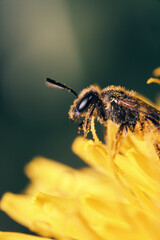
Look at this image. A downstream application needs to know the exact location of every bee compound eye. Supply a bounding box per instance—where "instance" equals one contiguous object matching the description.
[77,93,94,113]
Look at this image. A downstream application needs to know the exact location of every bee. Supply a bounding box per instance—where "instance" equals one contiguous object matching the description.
[46,78,160,157]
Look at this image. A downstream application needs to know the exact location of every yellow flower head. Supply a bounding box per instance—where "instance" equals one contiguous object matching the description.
[1,70,160,240]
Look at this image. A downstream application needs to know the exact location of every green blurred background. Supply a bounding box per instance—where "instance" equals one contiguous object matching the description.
[0,0,160,234]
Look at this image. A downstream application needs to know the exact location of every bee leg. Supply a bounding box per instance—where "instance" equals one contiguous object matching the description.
[84,118,91,137]
[154,142,160,159]
[104,126,108,144]
[83,105,96,138]
[113,123,127,158]
[77,121,84,133]
[83,113,92,138]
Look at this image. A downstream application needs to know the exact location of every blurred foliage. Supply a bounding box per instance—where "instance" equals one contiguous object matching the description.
[0,0,160,233]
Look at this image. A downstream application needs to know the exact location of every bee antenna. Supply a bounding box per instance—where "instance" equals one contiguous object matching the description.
[46,78,78,98]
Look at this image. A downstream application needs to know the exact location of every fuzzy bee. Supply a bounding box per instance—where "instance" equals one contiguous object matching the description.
[46,78,160,157]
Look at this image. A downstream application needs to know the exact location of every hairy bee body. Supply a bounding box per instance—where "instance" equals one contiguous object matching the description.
[70,85,160,130]
[100,86,160,132]
[46,78,160,157]
[69,85,160,157]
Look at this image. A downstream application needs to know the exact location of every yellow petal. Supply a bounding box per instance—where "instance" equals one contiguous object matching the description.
[34,192,101,240]
[25,156,126,203]
[25,157,78,196]
[147,77,160,85]
[119,133,160,182]
[114,149,160,200]
[0,232,51,240]
[79,194,160,240]
[72,136,113,175]
[1,193,63,239]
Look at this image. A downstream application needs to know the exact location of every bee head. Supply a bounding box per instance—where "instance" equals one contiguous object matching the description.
[46,78,101,136]
[69,86,101,135]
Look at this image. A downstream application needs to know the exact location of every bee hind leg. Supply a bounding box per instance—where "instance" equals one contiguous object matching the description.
[112,123,127,158]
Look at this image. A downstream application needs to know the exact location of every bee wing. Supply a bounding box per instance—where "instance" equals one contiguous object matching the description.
[118,98,160,126]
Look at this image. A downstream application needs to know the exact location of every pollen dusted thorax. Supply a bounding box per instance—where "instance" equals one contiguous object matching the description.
[100,87,140,129]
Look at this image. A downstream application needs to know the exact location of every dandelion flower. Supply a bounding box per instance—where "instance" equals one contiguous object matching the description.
[1,77,160,239]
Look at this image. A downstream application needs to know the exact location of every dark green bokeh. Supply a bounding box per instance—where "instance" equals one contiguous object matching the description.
[0,0,160,234]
